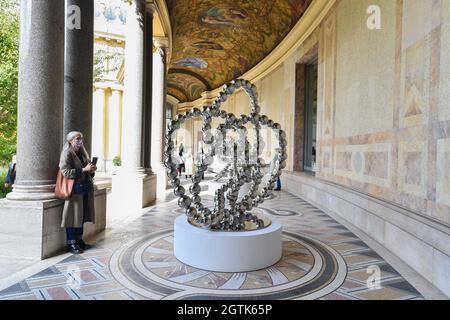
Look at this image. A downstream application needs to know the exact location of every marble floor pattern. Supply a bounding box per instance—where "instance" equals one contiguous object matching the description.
[0,185,425,300]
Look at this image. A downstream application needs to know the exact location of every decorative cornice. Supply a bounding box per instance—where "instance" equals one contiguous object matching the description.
[94,82,123,91]
[153,36,169,49]
[178,0,336,107]
[177,101,196,114]
[166,94,180,106]
[167,83,189,101]
[169,68,212,91]
[94,31,125,43]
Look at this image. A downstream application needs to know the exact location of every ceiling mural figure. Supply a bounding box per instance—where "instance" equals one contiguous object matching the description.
[174,57,209,69]
[192,41,224,51]
[166,0,312,103]
[199,6,249,27]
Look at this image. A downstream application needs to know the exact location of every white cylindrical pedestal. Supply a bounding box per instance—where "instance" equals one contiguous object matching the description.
[174,215,283,272]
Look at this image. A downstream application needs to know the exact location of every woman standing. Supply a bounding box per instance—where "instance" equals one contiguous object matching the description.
[183,147,194,179]
[59,131,97,254]
[178,143,185,174]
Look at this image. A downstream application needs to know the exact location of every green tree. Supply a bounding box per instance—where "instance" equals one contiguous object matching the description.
[0,0,19,165]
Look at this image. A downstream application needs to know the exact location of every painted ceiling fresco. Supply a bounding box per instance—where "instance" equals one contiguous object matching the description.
[166,0,312,102]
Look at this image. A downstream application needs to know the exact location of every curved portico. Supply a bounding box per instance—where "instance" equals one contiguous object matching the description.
[0,0,449,300]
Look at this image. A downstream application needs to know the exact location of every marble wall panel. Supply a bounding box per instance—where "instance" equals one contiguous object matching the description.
[438,0,450,122]
[334,0,396,138]
[436,138,450,207]
[399,0,434,128]
[334,143,392,188]
[398,140,427,198]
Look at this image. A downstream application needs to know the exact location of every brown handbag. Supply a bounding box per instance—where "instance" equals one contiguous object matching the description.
[55,170,74,200]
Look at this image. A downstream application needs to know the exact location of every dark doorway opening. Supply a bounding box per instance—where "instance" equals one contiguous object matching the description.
[303,59,318,173]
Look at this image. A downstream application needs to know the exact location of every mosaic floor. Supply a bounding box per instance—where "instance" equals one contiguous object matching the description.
[0,187,424,300]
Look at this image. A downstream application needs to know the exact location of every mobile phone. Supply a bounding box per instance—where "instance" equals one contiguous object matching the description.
[91,157,98,165]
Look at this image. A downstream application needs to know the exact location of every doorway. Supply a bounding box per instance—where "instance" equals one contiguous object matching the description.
[303,59,318,173]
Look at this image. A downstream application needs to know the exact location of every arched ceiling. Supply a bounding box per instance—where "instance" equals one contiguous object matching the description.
[165,0,312,103]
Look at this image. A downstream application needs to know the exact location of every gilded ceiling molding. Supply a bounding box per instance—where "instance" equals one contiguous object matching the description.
[244,0,335,82]
[183,0,336,108]
[167,83,190,101]
[166,94,179,106]
[169,68,212,91]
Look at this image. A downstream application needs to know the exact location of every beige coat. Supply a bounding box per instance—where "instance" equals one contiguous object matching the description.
[59,147,95,228]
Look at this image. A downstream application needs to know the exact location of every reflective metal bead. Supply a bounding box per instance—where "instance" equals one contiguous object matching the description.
[178,195,192,209]
[202,208,211,216]
[226,113,236,123]
[192,175,202,184]
[219,110,228,118]
[167,169,178,179]
[174,185,185,197]
[256,219,265,229]
[187,207,197,218]
[260,115,268,125]
[171,178,180,187]
[192,194,202,204]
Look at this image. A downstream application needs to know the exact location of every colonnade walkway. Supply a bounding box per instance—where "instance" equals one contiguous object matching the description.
[0,179,444,300]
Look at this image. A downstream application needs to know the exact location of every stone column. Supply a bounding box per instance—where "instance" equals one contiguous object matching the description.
[64,0,94,155]
[143,7,154,170]
[151,38,169,198]
[111,0,156,212]
[92,87,106,169]
[1,0,107,261]
[7,0,65,201]
[108,89,122,164]
[121,0,146,173]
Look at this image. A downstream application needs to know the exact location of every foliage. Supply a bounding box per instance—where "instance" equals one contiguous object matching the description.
[93,49,122,82]
[112,155,122,166]
[0,167,10,198]
[0,0,19,166]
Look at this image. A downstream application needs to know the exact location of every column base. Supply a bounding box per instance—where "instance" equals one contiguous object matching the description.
[0,188,107,260]
[6,184,56,201]
[111,169,156,216]
[153,163,167,199]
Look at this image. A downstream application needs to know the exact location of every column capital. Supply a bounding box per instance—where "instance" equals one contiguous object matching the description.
[153,36,169,48]
[153,37,169,60]
[146,2,157,14]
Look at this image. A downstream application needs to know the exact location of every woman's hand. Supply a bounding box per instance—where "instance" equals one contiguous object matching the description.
[82,163,96,173]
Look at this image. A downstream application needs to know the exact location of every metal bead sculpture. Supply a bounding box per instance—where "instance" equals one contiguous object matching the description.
[164,79,287,231]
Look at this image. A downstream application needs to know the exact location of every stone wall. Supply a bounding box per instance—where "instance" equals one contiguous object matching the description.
[315,0,450,226]
[208,0,450,227]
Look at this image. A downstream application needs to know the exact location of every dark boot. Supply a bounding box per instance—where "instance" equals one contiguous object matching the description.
[76,239,92,251]
[68,242,83,254]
